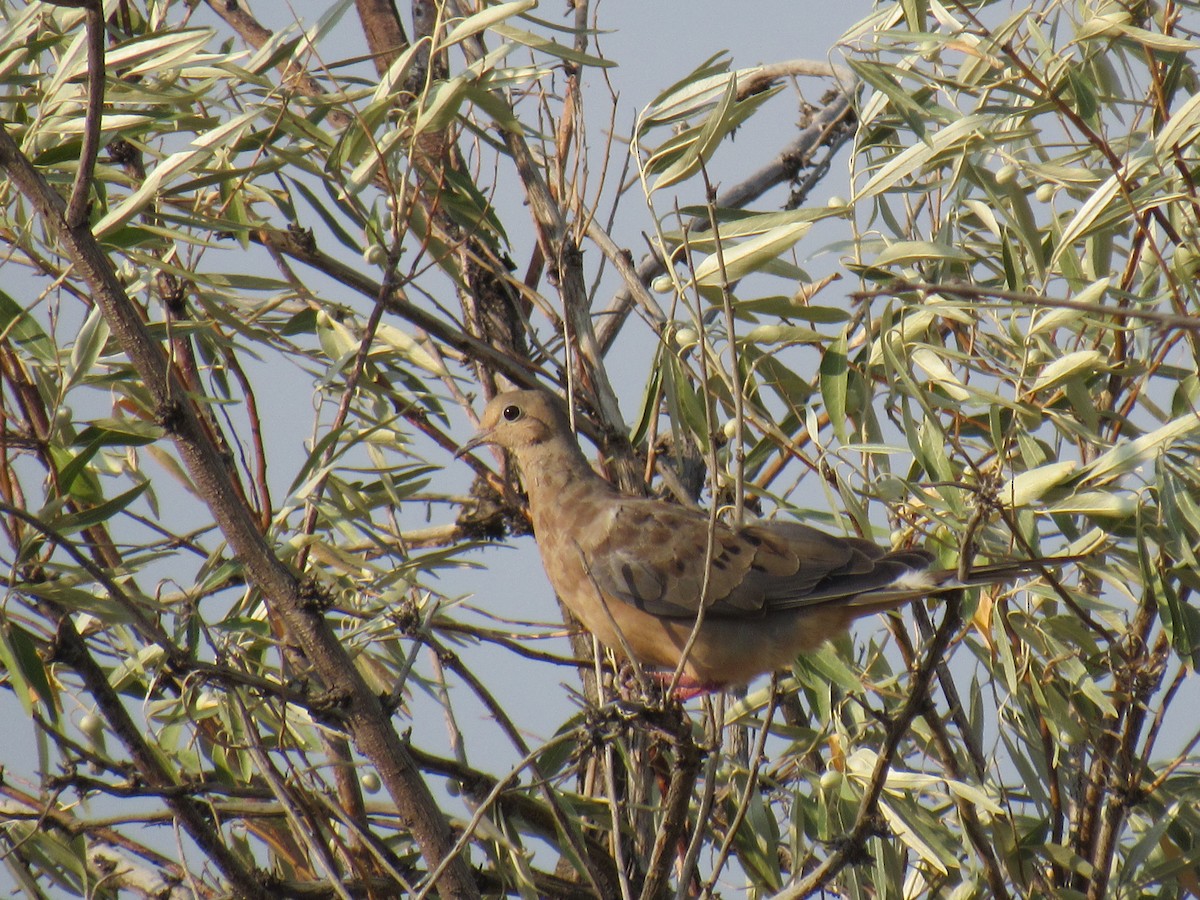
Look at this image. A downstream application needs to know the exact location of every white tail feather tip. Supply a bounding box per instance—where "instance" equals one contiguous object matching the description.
[892,570,936,592]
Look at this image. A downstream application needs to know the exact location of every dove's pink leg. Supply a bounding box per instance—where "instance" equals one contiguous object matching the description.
[648,671,723,701]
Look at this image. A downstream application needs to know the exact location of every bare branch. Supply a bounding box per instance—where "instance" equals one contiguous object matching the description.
[65,0,104,228]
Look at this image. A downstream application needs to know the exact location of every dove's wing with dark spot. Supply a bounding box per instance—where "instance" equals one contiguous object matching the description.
[576,500,933,619]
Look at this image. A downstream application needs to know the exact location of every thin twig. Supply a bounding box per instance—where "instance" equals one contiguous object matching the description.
[671,699,723,900]
[776,597,964,899]
[666,214,721,700]
[702,164,745,521]
[66,1,104,229]
[702,677,781,896]
[856,279,1200,333]
[418,631,619,897]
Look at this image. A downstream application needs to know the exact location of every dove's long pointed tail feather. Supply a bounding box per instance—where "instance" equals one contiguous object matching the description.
[942,555,1085,588]
[838,554,1081,615]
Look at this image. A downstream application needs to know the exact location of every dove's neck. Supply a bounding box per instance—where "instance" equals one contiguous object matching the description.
[515,434,615,522]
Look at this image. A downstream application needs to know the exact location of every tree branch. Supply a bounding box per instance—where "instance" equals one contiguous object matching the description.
[65,0,104,229]
[0,123,480,899]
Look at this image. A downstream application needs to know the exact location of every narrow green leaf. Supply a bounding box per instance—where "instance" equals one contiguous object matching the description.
[1078,14,1200,51]
[629,360,664,448]
[1156,469,1200,665]
[1030,349,1106,393]
[0,624,56,722]
[1052,153,1153,266]
[1042,843,1096,878]
[910,348,970,402]
[0,2,43,79]
[465,83,522,134]
[856,114,985,200]
[93,108,261,238]
[49,113,156,136]
[439,0,537,51]
[792,642,863,693]
[57,436,106,498]
[374,323,451,378]
[1045,491,1138,517]
[650,73,739,192]
[877,795,953,874]
[1028,278,1109,336]
[741,324,823,345]
[0,289,56,363]
[845,57,931,140]
[52,482,150,535]
[104,28,214,77]
[370,42,423,104]
[690,220,812,286]
[66,305,110,389]
[1003,461,1079,506]
[0,624,33,718]
[821,331,849,444]
[289,176,363,252]
[873,241,973,267]
[639,52,732,130]
[491,23,615,67]
[868,308,937,368]
[412,76,470,136]
[1156,90,1200,153]
[1080,412,1200,485]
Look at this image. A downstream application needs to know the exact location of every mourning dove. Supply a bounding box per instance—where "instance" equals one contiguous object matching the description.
[460,389,1059,692]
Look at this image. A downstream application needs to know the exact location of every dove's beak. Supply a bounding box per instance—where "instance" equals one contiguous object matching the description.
[455,428,494,459]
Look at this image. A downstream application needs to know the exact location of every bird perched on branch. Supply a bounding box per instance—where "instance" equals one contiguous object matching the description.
[459,389,1064,694]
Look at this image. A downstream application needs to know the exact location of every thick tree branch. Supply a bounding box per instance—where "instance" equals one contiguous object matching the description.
[354,0,410,72]
[0,124,480,899]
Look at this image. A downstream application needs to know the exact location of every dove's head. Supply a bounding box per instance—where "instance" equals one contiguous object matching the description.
[457,390,573,459]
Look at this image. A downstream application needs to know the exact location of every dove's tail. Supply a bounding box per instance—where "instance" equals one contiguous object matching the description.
[841,554,1083,615]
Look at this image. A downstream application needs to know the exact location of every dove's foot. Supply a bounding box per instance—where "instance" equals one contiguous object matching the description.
[647,670,723,701]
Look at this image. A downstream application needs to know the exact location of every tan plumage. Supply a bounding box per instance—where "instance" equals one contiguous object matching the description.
[460,390,1055,690]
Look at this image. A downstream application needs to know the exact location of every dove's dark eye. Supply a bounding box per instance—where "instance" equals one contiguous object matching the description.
[502,405,522,422]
